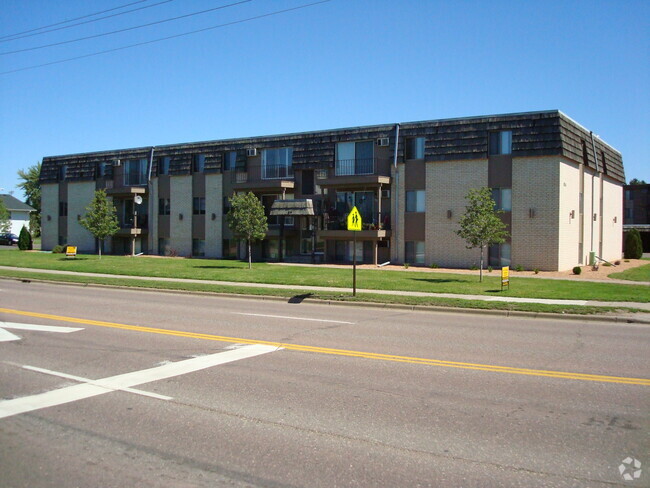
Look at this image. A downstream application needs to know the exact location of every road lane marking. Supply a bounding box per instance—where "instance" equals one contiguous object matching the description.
[0,328,20,342]
[231,312,354,324]
[21,365,173,401]
[0,322,84,333]
[1,307,648,387]
[0,344,280,420]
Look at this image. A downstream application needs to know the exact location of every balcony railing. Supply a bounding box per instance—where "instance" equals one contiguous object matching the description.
[335,158,375,176]
[263,163,293,180]
[323,214,390,231]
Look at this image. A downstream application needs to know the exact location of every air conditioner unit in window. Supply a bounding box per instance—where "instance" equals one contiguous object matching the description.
[381,189,391,199]
[377,137,389,147]
[246,148,257,157]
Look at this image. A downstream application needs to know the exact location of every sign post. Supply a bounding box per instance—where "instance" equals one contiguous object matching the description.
[347,206,362,296]
[501,266,510,291]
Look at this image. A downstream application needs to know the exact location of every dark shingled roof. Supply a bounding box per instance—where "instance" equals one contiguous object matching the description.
[40,110,625,184]
[0,194,35,212]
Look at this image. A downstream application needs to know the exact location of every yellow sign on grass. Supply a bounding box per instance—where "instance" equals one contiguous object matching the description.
[347,206,363,231]
[66,246,77,258]
[501,266,509,290]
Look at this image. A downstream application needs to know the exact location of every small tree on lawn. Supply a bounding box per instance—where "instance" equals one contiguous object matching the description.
[18,226,33,250]
[79,190,119,259]
[456,187,509,282]
[0,198,10,234]
[624,229,643,259]
[226,192,268,269]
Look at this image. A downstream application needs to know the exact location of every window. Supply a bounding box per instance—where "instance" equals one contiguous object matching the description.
[489,131,512,155]
[158,157,170,175]
[193,154,205,173]
[301,170,314,195]
[405,241,425,264]
[406,190,425,212]
[58,165,67,181]
[193,197,206,215]
[124,159,147,186]
[406,137,425,160]
[158,198,170,216]
[491,188,512,211]
[262,148,293,179]
[489,242,511,267]
[192,239,205,257]
[96,162,107,178]
[336,141,374,175]
[58,201,68,217]
[335,191,375,224]
[158,238,170,256]
[224,151,237,171]
[223,239,237,258]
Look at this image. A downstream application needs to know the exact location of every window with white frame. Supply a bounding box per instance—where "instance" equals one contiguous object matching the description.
[336,141,374,176]
[124,159,147,186]
[406,190,425,212]
[262,148,293,179]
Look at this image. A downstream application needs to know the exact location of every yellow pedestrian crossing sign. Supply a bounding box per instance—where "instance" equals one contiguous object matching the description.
[347,206,363,231]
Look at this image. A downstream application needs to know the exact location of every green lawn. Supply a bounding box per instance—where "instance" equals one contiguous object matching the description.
[1,249,648,303]
[609,260,650,282]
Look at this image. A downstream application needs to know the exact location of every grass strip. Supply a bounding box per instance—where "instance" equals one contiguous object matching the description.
[0,250,648,302]
[0,268,640,316]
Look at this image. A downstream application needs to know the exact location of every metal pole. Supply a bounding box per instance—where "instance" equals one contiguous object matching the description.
[353,231,357,296]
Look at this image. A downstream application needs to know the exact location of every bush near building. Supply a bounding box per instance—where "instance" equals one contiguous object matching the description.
[624,229,643,259]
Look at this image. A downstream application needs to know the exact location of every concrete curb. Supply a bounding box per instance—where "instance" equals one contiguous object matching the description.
[4,275,649,325]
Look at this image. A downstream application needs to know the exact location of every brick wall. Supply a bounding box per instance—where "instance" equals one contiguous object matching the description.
[205,173,223,258]
[601,177,623,262]
[66,181,96,252]
[40,183,59,251]
[425,159,488,268]
[170,175,192,256]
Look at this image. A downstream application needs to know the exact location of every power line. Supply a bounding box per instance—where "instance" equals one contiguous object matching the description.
[1,0,176,44]
[0,0,153,41]
[1,1,251,56]
[0,0,331,75]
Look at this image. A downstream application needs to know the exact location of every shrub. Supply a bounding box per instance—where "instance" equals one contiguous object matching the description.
[470,265,478,271]
[603,262,612,267]
[403,262,410,269]
[534,268,539,274]
[430,263,439,269]
[18,226,33,250]
[487,266,493,273]
[624,229,643,259]
[625,259,630,263]
[166,248,179,258]
[52,244,66,254]
[515,264,524,272]
[614,260,621,265]
[573,266,582,275]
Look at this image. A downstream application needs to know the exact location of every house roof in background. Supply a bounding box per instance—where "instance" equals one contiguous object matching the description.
[0,194,35,212]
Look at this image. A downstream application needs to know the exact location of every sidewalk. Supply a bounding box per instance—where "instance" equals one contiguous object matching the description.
[3,266,650,320]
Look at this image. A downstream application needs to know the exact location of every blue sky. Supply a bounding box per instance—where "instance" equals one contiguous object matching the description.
[1,0,648,198]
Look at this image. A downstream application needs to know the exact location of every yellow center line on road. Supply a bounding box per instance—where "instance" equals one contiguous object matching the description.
[2,307,649,386]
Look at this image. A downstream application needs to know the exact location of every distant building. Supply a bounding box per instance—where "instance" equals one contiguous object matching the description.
[0,194,35,235]
[624,182,650,252]
[39,110,625,270]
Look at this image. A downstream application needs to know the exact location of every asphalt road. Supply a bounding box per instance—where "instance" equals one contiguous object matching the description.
[0,280,648,487]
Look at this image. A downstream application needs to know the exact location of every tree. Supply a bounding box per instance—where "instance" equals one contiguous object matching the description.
[226,192,268,269]
[0,198,10,234]
[18,226,33,250]
[628,178,647,185]
[624,229,643,259]
[17,162,41,237]
[79,190,119,259]
[456,187,509,282]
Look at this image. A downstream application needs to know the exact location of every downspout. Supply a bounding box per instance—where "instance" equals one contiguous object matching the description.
[146,146,155,255]
[392,123,400,261]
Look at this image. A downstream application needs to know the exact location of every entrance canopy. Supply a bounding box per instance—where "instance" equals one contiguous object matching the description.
[269,199,315,217]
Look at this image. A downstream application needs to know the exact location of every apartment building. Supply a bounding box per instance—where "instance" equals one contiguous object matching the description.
[39,110,625,271]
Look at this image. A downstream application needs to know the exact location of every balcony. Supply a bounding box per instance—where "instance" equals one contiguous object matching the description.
[319,214,391,240]
[232,161,295,193]
[320,158,391,189]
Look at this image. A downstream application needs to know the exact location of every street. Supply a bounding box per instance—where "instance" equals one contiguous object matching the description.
[1,279,648,487]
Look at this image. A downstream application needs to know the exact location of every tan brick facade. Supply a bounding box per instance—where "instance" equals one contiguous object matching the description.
[40,183,59,251]
[66,181,96,252]
[424,159,488,268]
[205,173,223,258]
[169,175,192,256]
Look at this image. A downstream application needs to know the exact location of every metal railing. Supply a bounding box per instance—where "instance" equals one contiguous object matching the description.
[335,158,375,176]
